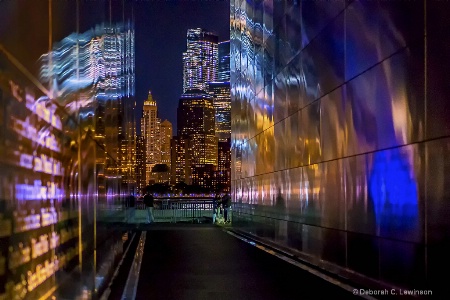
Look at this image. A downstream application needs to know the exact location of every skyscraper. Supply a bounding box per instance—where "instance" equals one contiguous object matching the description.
[160,119,173,170]
[177,89,215,137]
[173,89,218,189]
[211,41,231,192]
[39,22,136,193]
[141,91,160,182]
[182,28,219,92]
[135,135,146,194]
[218,41,230,82]
[217,139,231,193]
[208,82,231,142]
[171,136,188,184]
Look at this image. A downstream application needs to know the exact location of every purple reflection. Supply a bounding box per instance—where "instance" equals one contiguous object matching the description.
[369,149,419,240]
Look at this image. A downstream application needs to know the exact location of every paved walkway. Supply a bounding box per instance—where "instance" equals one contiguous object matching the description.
[135,224,358,300]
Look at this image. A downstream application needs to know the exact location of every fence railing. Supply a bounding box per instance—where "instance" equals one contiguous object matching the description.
[133,198,215,223]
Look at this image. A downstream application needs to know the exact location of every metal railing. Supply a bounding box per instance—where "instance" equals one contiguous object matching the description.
[134,198,215,223]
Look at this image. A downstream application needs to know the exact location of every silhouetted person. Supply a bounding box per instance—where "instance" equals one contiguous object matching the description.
[127,193,136,224]
[213,194,221,223]
[275,188,286,240]
[275,188,285,211]
[222,193,231,223]
[144,191,155,224]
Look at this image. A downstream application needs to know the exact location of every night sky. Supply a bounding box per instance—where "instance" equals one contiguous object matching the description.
[0,0,230,133]
[134,1,230,133]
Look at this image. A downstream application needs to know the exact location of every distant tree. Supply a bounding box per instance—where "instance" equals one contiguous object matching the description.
[146,183,170,195]
[185,184,206,195]
[174,181,188,194]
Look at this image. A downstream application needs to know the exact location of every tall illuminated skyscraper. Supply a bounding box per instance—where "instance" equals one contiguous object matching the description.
[182,28,219,92]
[208,82,231,142]
[141,91,160,182]
[173,89,218,188]
[218,41,230,82]
[217,138,231,193]
[208,81,231,192]
[177,89,215,137]
[135,135,147,194]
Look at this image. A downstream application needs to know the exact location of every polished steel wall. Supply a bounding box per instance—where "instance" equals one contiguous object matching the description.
[0,1,132,299]
[231,0,450,292]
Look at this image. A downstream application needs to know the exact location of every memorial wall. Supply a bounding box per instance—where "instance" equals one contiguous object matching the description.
[0,2,133,299]
[231,0,450,293]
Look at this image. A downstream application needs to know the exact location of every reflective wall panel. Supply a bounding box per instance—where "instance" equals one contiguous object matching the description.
[0,2,134,299]
[231,0,450,294]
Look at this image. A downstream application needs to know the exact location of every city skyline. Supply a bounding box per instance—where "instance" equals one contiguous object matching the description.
[1,0,450,298]
[134,1,229,133]
[0,0,230,134]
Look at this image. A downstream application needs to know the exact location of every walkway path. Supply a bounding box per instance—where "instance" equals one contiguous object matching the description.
[134,224,358,300]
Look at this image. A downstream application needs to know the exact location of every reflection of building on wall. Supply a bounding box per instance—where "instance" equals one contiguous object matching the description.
[119,137,136,190]
[2,2,136,297]
[135,135,146,194]
[208,81,231,142]
[0,77,70,300]
[183,28,218,92]
[172,89,217,190]
[141,91,160,183]
[231,0,450,294]
[39,22,136,194]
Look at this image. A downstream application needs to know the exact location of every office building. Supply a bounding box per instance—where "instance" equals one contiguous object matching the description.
[171,136,188,184]
[182,28,219,92]
[173,89,217,188]
[191,164,216,191]
[160,119,173,170]
[208,82,231,142]
[217,138,231,193]
[151,164,171,184]
[136,135,147,194]
[141,90,160,183]
[218,41,230,82]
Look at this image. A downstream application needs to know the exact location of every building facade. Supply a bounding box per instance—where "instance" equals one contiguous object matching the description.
[217,138,231,193]
[141,91,160,183]
[177,89,216,137]
[119,137,136,192]
[160,119,173,170]
[218,40,230,82]
[208,82,231,142]
[171,136,188,184]
[191,164,216,192]
[182,28,219,92]
[151,164,171,184]
[135,135,147,194]
[173,89,217,189]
